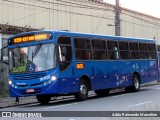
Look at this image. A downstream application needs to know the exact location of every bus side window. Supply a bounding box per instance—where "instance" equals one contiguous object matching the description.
[114,47,119,59]
[92,39,108,60]
[84,50,91,60]
[139,43,148,59]
[119,41,130,59]
[58,36,72,71]
[76,51,83,60]
[107,41,119,60]
[129,42,140,59]
[148,44,156,59]
[74,38,91,60]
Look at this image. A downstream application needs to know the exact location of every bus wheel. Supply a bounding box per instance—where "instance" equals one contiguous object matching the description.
[75,79,88,101]
[125,74,140,92]
[95,89,110,96]
[132,74,140,92]
[36,95,51,104]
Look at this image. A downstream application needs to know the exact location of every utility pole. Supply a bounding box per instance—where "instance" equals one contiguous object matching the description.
[115,0,121,36]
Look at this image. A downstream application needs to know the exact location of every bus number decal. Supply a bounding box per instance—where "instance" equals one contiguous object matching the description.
[40,75,51,81]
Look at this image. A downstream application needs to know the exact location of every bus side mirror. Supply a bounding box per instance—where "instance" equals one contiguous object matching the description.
[1,46,9,65]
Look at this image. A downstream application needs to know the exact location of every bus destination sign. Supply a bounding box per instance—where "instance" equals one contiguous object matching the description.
[9,33,52,45]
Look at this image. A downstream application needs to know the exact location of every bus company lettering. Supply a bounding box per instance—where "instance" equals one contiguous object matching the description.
[40,75,51,81]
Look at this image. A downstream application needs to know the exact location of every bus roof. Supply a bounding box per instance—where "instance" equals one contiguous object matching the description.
[8,30,156,44]
[52,30,156,43]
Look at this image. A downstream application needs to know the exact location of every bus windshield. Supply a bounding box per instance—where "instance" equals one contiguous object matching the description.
[9,43,56,73]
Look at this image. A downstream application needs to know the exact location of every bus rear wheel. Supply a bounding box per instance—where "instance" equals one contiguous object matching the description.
[132,74,140,92]
[125,74,140,92]
[75,79,88,101]
[36,95,51,104]
[95,89,110,96]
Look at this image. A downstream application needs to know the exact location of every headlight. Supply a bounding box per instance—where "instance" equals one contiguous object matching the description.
[51,75,57,81]
[8,79,12,85]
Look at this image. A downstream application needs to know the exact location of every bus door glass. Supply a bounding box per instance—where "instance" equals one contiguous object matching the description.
[57,36,72,71]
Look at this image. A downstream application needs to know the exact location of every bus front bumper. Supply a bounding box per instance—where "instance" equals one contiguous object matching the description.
[9,80,60,97]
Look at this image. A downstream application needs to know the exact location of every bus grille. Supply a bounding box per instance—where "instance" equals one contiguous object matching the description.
[12,72,47,80]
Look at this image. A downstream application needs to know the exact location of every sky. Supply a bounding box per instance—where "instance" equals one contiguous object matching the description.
[103,0,160,18]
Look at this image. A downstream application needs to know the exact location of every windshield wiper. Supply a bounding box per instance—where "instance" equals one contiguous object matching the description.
[32,43,42,61]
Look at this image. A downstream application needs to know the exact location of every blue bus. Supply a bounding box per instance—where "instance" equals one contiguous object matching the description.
[1,30,159,104]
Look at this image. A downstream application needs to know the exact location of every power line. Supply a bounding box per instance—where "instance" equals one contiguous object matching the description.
[2,0,115,23]
[43,0,160,27]
[3,0,160,26]
[121,12,160,26]
[54,0,160,27]
[3,0,114,13]
[8,9,47,25]
[36,0,112,11]
[94,10,107,33]
[2,0,160,30]
[122,19,160,29]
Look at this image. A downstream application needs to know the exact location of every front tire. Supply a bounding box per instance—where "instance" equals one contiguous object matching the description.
[75,79,89,101]
[36,95,51,104]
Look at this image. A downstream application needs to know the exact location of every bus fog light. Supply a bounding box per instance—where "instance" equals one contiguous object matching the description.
[51,75,57,81]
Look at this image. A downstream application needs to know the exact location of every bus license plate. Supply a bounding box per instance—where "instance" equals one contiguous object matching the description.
[26,89,35,93]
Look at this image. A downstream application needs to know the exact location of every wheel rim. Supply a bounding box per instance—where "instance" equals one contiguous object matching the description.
[134,77,139,90]
[80,84,87,96]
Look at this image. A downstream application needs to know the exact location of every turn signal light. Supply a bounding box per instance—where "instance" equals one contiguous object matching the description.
[76,63,85,69]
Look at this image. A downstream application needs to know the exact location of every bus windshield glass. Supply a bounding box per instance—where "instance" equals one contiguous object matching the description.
[9,44,56,73]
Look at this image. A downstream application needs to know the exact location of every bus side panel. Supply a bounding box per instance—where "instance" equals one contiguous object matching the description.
[59,64,79,94]
[74,61,113,90]
[59,59,158,94]
[87,60,158,90]
[128,60,159,85]
[41,61,157,95]
[139,60,159,84]
[83,61,132,90]
[149,60,159,82]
